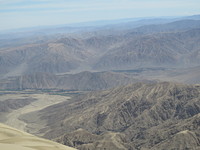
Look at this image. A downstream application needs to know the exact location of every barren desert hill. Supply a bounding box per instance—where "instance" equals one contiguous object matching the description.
[150,129,200,150]
[1,66,200,91]
[1,19,200,76]
[93,28,200,70]
[19,82,200,150]
[0,123,76,150]
[0,71,149,90]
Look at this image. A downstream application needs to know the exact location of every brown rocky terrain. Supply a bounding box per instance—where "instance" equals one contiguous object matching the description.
[0,71,148,91]
[19,82,200,150]
[1,20,200,76]
[93,28,200,70]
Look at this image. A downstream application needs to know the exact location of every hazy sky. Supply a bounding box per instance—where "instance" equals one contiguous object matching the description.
[0,0,200,31]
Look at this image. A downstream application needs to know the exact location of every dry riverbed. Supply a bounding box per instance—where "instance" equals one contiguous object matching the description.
[0,91,71,135]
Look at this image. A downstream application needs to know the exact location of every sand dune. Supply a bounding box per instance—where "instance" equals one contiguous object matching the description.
[0,123,76,150]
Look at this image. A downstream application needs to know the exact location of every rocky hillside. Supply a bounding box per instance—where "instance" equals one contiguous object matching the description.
[20,82,200,150]
[0,39,92,75]
[0,33,123,76]
[1,20,200,76]
[93,28,200,70]
[0,71,147,90]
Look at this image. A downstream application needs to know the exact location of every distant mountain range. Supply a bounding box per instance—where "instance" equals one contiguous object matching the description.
[1,17,200,77]
[94,27,200,70]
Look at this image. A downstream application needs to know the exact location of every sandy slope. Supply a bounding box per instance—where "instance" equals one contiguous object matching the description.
[1,93,70,134]
[0,123,76,150]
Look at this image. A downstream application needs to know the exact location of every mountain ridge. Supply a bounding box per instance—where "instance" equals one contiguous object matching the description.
[18,82,200,150]
[0,71,149,90]
[1,20,200,76]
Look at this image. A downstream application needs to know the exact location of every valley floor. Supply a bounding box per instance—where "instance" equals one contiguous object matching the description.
[0,90,72,136]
